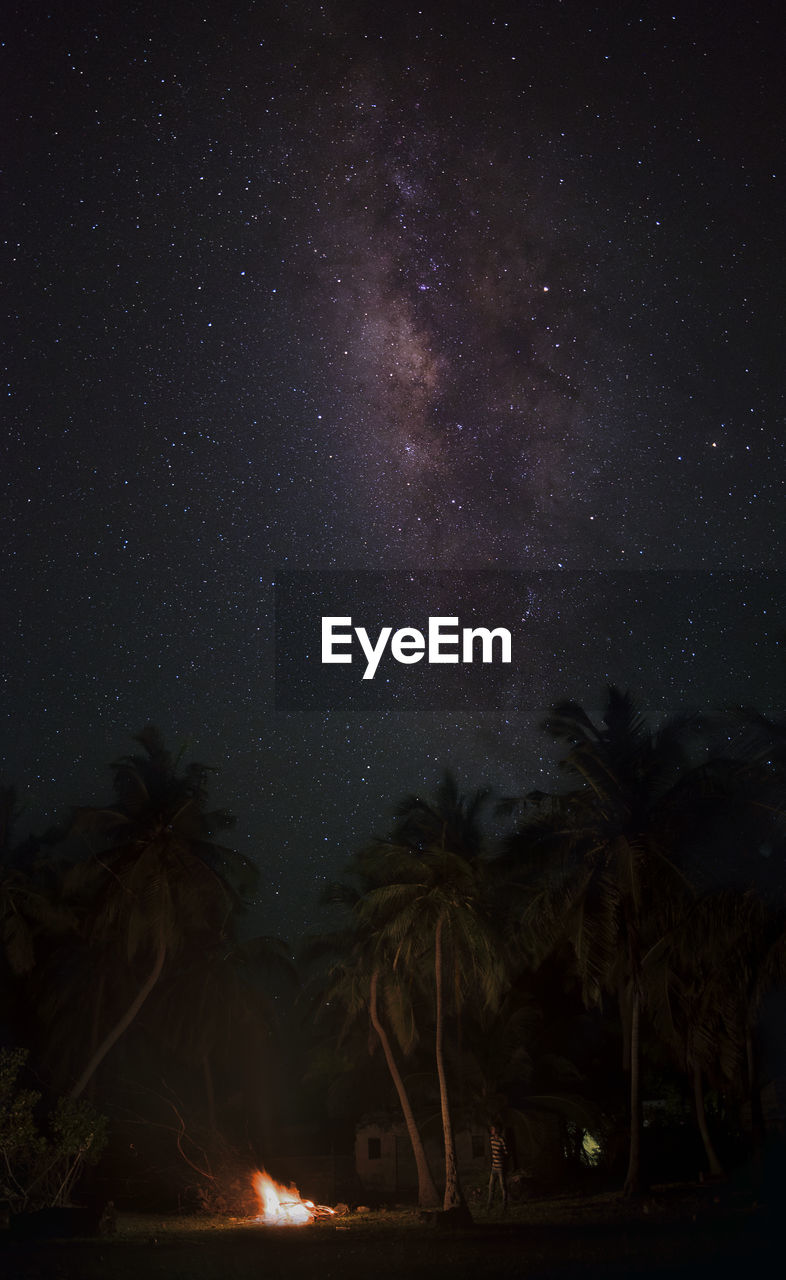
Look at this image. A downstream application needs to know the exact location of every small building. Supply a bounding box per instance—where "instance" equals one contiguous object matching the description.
[355,1120,489,1201]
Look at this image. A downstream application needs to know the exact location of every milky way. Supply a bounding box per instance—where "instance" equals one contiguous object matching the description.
[2,1,784,940]
[294,52,611,567]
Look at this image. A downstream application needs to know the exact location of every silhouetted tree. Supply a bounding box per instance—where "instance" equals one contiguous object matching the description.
[305,881,441,1210]
[65,728,256,1099]
[508,689,701,1195]
[354,774,506,1216]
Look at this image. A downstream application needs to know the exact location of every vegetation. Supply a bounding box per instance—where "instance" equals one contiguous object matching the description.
[0,729,288,1215]
[308,690,785,1207]
[0,689,784,1219]
[350,779,504,1215]
[0,1047,107,1212]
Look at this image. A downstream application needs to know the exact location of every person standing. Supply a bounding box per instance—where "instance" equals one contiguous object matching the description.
[487,1122,508,1213]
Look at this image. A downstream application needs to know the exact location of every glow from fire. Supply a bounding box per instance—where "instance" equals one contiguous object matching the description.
[252,1169,333,1226]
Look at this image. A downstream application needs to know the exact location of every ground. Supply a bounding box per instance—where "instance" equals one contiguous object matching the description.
[0,1184,778,1279]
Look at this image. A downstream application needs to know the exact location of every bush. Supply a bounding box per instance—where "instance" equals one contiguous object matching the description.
[0,1047,108,1212]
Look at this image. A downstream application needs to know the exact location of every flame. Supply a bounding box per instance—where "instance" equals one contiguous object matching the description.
[252,1169,331,1226]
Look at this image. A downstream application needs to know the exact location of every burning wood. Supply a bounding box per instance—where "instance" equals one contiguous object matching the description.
[252,1169,337,1226]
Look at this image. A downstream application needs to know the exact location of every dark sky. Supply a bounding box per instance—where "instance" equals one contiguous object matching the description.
[2,0,784,943]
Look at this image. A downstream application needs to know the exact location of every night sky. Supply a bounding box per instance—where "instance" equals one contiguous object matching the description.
[3,0,784,943]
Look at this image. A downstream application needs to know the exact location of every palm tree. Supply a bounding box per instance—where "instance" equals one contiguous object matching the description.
[647,893,740,1179]
[508,688,701,1195]
[675,708,786,1162]
[658,886,786,1175]
[715,891,786,1158]
[353,774,506,1216]
[306,884,441,1210]
[65,727,256,1099]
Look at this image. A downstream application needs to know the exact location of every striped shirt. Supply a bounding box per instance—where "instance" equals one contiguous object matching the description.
[490,1131,507,1170]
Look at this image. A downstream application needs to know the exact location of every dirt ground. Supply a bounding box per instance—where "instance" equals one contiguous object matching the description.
[0,1186,778,1280]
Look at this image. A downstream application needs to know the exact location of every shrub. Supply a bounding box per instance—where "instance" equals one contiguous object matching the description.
[0,1048,108,1212]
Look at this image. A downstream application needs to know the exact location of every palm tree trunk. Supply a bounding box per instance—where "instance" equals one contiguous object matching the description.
[746,1029,765,1163]
[369,968,440,1209]
[692,1061,724,1178]
[623,986,642,1197]
[434,915,467,1214]
[618,979,632,1071]
[69,937,167,1099]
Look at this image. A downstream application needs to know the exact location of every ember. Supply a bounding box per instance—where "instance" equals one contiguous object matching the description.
[252,1169,336,1226]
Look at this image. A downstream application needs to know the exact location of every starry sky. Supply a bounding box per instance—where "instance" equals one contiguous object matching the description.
[2,0,784,943]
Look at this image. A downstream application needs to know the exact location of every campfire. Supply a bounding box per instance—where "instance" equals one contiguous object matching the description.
[252,1169,336,1226]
